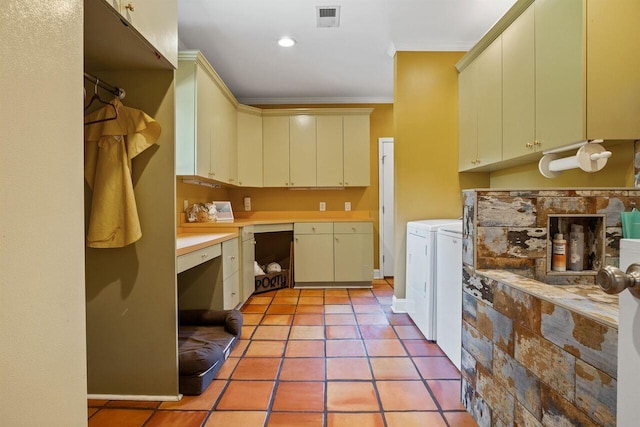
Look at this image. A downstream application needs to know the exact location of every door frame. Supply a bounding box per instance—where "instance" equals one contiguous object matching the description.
[378,137,394,278]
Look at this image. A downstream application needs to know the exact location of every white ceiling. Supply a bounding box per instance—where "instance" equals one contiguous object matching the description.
[178,0,517,104]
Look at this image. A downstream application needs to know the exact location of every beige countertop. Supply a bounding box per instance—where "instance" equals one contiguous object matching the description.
[478,269,618,328]
[176,232,238,256]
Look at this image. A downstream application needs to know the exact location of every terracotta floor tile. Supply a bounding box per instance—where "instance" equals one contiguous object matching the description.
[325,296,351,304]
[290,325,325,339]
[413,357,461,380]
[229,339,249,357]
[276,288,300,297]
[325,289,349,296]
[267,304,297,315]
[353,304,383,313]
[376,381,437,410]
[285,340,325,357]
[327,357,372,380]
[250,296,274,305]
[359,325,397,339]
[372,278,389,286]
[88,399,108,407]
[370,357,420,380]
[105,400,160,409]
[326,381,380,412]
[428,380,465,410]
[232,357,281,380]
[295,305,324,313]
[384,411,447,427]
[403,340,445,356]
[215,381,275,410]
[356,313,390,325]
[327,412,385,427]
[351,297,378,305]
[393,325,425,339]
[241,325,256,340]
[364,339,407,357]
[272,296,299,305]
[299,296,324,305]
[326,325,361,339]
[300,289,324,296]
[387,313,415,326]
[241,304,269,313]
[144,410,207,427]
[279,357,325,380]
[88,409,152,427]
[245,340,286,357]
[159,379,226,410]
[267,412,324,427]
[348,289,374,297]
[443,411,479,426]
[326,339,366,357]
[272,381,325,411]
[373,287,394,296]
[324,304,353,313]
[88,408,99,417]
[214,357,240,379]
[293,313,324,325]
[261,314,294,325]
[252,325,291,340]
[325,313,357,325]
[205,411,266,427]
[242,313,265,325]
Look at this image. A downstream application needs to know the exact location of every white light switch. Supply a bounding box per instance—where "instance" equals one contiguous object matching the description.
[319,202,326,211]
[345,202,351,211]
[183,199,189,211]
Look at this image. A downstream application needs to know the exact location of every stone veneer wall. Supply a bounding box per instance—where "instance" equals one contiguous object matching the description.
[460,189,637,426]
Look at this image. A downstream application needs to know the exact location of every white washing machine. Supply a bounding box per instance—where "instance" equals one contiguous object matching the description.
[405,219,461,340]
[436,223,463,369]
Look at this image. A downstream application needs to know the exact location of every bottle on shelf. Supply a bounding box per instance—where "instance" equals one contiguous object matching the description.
[568,224,584,271]
[552,233,567,272]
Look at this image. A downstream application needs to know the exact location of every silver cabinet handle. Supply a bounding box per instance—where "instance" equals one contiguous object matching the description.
[597,264,640,298]
[125,3,135,12]
[201,253,208,259]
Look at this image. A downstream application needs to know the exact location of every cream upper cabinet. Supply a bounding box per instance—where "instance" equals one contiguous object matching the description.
[458,62,478,171]
[343,115,370,186]
[108,0,178,68]
[317,116,344,187]
[535,0,584,150]
[289,115,317,187]
[502,5,536,160]
[237,107,263,187]
[209,86,237,184]
[458,37,502,171]
[263,116,290,187]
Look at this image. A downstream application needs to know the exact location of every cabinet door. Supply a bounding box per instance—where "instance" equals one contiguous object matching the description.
[195,66,214,177]
[237,110,263,187]
[343,115,370,186]
[209,87,234,183]
[317,116,344,187]
[241,236,256,302]
[176,61,198,175]
[117,0,178,67]
[334,232,373,282]
[222,238,239,279]
[294,234,334,282]
[289,115,317,187]
[535,0,585,149]
[458,63,478,171]
[502,5,536,160]
[263,116,290,187]
[223,271,240,310]
[475,36,502,167]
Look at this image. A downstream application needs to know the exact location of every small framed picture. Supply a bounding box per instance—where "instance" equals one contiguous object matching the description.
[212,201,234,222]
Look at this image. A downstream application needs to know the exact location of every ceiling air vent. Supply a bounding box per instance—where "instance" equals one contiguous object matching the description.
[317,6,340,28]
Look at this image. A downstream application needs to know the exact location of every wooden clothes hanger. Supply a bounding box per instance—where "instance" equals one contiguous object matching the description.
[84,78,118,126]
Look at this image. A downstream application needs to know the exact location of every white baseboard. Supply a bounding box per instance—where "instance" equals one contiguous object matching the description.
[88,393,182,402]
[391,295,407,313]
[373,269,383,279]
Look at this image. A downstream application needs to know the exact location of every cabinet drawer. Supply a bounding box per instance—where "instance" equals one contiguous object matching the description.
[177,244,222,274]
[294,222,333,234]
[334,222,373,234]
[224,271,240,310]
[222,238,239,277]
[241,225,255,241]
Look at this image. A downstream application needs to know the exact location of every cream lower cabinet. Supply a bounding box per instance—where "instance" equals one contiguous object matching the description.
[240,226,256,302]
[222,238,240,309]
[294,222,373,287]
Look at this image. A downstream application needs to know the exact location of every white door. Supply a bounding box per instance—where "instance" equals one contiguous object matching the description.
[379,137,394,277]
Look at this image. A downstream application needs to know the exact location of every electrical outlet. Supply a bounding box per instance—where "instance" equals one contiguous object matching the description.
[345,202,351,211]
[319,202,326,211]
[183,199,189,211]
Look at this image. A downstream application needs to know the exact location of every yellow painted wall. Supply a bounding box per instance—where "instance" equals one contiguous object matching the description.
[393,51,488,299]
[490,142,635,188]
[176,104,394,268]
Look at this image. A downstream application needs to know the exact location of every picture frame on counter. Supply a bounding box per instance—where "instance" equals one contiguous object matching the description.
[212,201,234,222]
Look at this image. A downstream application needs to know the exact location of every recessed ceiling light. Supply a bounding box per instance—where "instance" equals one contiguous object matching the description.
[278,37,296,48]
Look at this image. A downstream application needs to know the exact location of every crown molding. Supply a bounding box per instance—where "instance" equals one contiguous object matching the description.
[238,96,393,105]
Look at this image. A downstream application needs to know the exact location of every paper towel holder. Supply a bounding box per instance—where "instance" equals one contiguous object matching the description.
[538,139,611,178]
